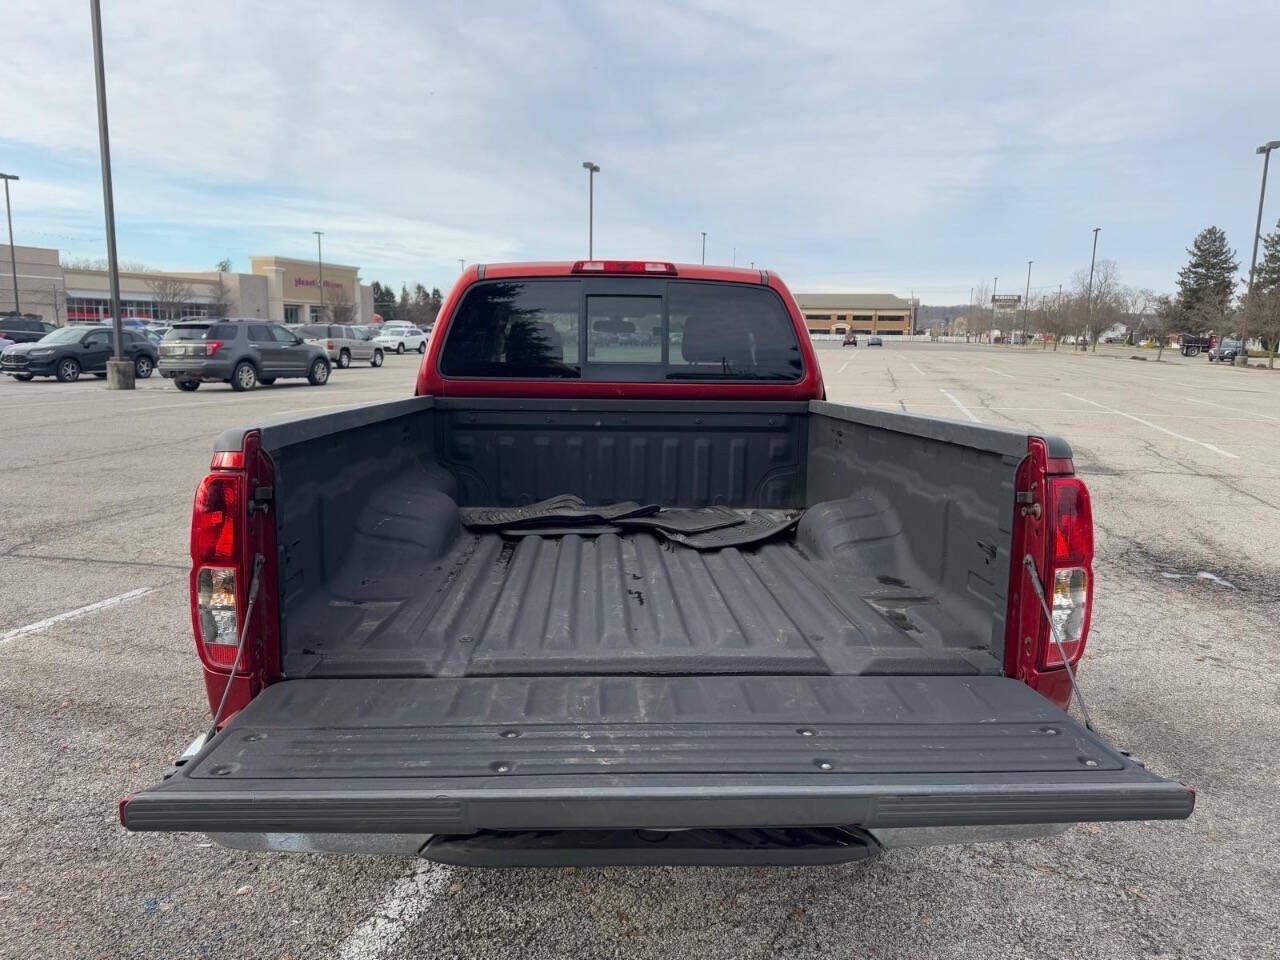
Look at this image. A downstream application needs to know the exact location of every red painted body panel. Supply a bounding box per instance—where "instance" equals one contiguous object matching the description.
[414,262,825,401]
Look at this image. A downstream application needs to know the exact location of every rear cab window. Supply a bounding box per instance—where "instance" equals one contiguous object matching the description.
[439,279,802,382]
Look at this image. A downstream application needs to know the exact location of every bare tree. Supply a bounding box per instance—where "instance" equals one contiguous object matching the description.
[970,282,991,341]
[1120,287,1157,344]
[146,276,195,322]
[1148,295,1188,361]
[327,284,356,325]
[1072,259,1123,350]
[209,274,233,318]
[1239,285,1280,368]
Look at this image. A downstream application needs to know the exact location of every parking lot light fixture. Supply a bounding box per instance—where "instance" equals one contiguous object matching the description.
[314,231,324,319]
[1,173,18,312]
[582,162,600,257]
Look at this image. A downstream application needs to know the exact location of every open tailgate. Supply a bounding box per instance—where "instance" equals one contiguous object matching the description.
[122,676,1193,835]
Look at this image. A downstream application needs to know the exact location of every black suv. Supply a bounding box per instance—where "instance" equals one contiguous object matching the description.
[1,325,159,382]
[0,314,57,344]
[158,318,331,391]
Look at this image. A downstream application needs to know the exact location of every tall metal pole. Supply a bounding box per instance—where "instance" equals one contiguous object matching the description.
[314,231,324,320]
[1,174,18,312]
[457,258,465,273]
[701,232,706,265]
[1023,260,1033,345]
[582,162,599,258]
[1086,227,1100,348]
[991,276,998,342]
[90,0,125,367]
[1247,144,1276,294]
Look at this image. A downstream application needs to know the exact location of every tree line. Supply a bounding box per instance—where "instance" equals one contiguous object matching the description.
[948,221,1280,367]
[371,281,444,329]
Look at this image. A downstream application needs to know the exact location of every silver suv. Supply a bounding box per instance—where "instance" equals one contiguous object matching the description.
[297,324,384,368]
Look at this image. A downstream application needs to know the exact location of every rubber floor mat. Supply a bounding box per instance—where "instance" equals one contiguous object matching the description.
[461,495,658,529]
[616,505,745,535]
[660,509,803,549]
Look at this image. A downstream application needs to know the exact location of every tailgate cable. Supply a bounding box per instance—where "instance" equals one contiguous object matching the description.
[205,553,265,745]
[1022,554,1094,732]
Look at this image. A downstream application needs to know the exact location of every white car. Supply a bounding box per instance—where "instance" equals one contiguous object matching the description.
[374,325,427,354]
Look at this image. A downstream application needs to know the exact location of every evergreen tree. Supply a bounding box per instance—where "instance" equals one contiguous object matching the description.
[372,281,397,320]
[397,285,411,322]
[1254,219,1280,292]
[1176,226,1238,326]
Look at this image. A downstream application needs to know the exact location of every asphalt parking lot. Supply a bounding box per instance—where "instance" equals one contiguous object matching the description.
[2,342,1277,960]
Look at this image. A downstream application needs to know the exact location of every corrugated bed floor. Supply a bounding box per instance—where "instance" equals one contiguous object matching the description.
[288,528,994,678]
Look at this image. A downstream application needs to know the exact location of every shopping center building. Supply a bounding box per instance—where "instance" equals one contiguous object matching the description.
[793,293,917,336]
[1,244,375,327]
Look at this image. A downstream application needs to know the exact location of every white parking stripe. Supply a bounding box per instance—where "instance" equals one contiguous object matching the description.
[982,366,1015,379]
[0,587,157,643]
[908,362,926,376]
[837,359,852,373]
[1179,395,1280,423]
[1062,392,1239,458]
[939,389,981,422]
[337,862,450,960]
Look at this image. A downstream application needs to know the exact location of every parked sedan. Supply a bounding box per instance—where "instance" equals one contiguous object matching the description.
[842,333,858,347]
[867,336,884,347]
[1,325,158,382]
[373,325,428,354]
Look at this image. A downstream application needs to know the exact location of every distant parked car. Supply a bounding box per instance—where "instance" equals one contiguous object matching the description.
[158,318,330,391]
[867,336,883,347]
[1208,339,1243,363]
[842,333,858,347]
[0,335,14,354]
[0,315,57,344]
[373,325,428,354]
[297,323,384,368]
[1,325,158,382]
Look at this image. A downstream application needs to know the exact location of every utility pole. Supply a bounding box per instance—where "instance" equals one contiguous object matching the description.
[313,231,325,321]
[1245,140,1280,365]
[581,161,599,257]
[701,231,706,265]
[90,0,131,388]
[0,173,18,312]
[1023,260,1033,346]
[458,259,465,274]
[1086,227,1100,350]
[991,276,998,342]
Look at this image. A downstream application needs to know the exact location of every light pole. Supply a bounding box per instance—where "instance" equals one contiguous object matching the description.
[0,173,18,312]
[582,161,599,257]
[991,276,998,342]
[313,231,324,321]
[701,232,706,265]
[1086,227,1100,350]
[457,258,465,273]
[1023,260,1033,345]
[89,0,131,387]
[1246,140,1280,365]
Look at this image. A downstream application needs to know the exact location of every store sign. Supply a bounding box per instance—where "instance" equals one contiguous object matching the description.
[293,278,344,289]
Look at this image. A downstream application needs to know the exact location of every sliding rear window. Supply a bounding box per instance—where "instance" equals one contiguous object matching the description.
[439,279,802,382]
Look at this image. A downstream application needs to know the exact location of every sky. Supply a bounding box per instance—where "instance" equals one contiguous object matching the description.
[5,0,1280,304]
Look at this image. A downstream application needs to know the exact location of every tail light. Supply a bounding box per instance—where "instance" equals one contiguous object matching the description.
[326,340,335,350]
[1005,439,1095,710]
[205,340,224,356]
[1041,476,1093,668]
[191,471,245,670]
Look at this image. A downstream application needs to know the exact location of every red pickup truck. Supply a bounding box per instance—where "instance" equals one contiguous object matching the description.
[121,261,1192,866]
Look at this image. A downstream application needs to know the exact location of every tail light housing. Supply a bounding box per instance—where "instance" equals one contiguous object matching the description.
[1005,438,1095,709]
[326,340,335,350]
[205,340,224,356]
[571,260,677,275]
[189,432,279,720]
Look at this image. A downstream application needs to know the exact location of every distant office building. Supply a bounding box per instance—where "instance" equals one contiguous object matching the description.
[793,293,916,336]
[1,244,374,326]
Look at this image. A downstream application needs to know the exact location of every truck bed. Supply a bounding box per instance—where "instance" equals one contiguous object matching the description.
[284,517,1000,680]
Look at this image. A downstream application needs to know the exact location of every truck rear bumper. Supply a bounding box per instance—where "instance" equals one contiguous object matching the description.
[121,676,1193,859]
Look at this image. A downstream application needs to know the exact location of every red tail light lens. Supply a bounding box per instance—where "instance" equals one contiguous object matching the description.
[1052,478,1093,563]
[192,474,240,564]
[326,340,335,350]
[205,340,224,356]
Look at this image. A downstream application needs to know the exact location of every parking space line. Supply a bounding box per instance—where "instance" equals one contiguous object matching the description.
[1062,392,1239,459]
[337,862,450,960]
[1179,395,1280,423]
[836,358,854,373]
[0,587,157,643]
[982,366,1015,379]
[939,389,981,422]
[908,362,926,376]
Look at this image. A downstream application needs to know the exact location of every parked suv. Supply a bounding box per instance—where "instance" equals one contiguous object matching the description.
[0,314,57,344]
[158,318,331,392]
[1,325,158,382]
[1208,339,1243,364]
[296,323,384,368]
